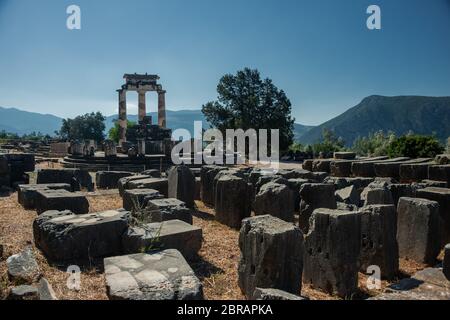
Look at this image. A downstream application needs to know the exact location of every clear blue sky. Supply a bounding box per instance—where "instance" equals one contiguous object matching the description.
[0,0,449,125]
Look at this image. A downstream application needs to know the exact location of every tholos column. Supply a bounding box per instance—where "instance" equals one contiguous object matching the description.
[118,89,127,144]
[138,90,146,122]
[158,90,167,128]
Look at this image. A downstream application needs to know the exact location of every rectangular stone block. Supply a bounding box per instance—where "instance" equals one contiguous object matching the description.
[123,189,163,212]
[200,165,227,206]
[399,162,433,182]
[330,160,354,177]
[118,174,151,196]
[334,152,356,160]
[303,209,361,298]
[351,157,409,177]
[96,171,134,189]
[122,219,202,259]
[37,168,93,191]
[428,165,450,186]
[35,189,89,215]
[312,159,333,173]
[127,178,168,197]
[238,215,304,298]
[415,187,450,245]
[397,197,441,264]
[104,250,203,300]
[299,183,337,232]
[33,209,129,265]
[374,158,431,180]
[145,198,193,225]
[358,205,399,279]
[18,183,71,209]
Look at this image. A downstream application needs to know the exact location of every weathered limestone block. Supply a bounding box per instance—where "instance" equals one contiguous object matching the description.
[388,183,416,208]
[104,249,203,300]
[145,198,193,225]
[168,165,195,208]
[374,158,431,180]
[215,174,252,229]
[35,189,89,215]
[303,209,361,298]
[103,139,117,157]
[252,288,306,300]
[287,178,310,211]
[254,183,294,222]
[37,168,93,191]
[200,165,227,206]
[33,209,129,265]
[312,159,333,173]
[330,160,354,177]
[254,175,288,194]
[324,176,374,191]
[18,183,71,209]
[360,182,394,206]
[419,180,448,188]
[194,177,201,200]
[118,174,151,196]
[335,185,360,206]
[428,165,450,186]
[127,178,168,197]
[397,197,441,264]
[123,189,163,211]
[358,205,399,279]
[351,157,409,178]
[299,183,337,232]
[96,171,134,189]
[122,219,202,260]
[416,187,450,244]
[399,162,433,182]
[435,154,450,165]
[302,159,314,171]
[238,215,304,297]
[6,247,41,284]
[334,152,356,160]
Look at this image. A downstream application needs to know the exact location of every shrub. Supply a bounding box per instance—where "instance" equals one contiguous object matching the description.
[386,135,444,158]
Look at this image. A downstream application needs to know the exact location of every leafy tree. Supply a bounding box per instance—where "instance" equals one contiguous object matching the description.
[108,120,136,143]
[312,129,345,158]
[202,68,295,151]
[387,135,444,158]
[352,130,396,156]
[58,112,106,142]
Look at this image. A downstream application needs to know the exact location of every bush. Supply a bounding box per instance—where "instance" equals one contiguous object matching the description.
[312,129,345,158]
[386,135,444,158]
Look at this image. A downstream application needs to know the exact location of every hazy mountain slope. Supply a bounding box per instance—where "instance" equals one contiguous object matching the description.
[0,106,63,135]
[297,95,450,146]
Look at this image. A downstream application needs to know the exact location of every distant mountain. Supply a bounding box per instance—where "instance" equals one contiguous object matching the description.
[293,123,314,141]
[297,95,450,146]
[0,106,62,135]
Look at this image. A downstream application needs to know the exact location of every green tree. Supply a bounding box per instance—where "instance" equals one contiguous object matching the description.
[387,135,444,158]
[312,129,345,157]
[352,130,396,156]
[59,112,106,142]
[108,120,136,143]
[202,68,295,151]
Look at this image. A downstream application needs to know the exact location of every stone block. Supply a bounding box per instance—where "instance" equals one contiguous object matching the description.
[399,162,433,182]
[303,209,361,298]
[33,209,129,265]
[330,160,354,177]
[7,285,39,300]
[299,183,336,232]
[335,185,360,206]
[127,178,168,197]
[145,198,193,225]
[252,288,306,300]
[351,157,409,178]
[397,197,441,264]
[104,249,203,300]
[302,159,313,171]
[254,182,294,222]
[122,219,202,260]
[123,189,163,211]
[312,159,333,173]
[238,215,304,297]
[428,165,450,186]
[168,165,195,208]
[118,174,151,196]
[215,174,252,229]
[374,158,431,180]
[18,183,71,209]
[96,171,134,189]
[194,177,201,200]
[358,205,399,279]
[37,168,93,191]
[200,165,227,206]
[334,152,356,160]
[416,187,450,244]
[35,189,89,215]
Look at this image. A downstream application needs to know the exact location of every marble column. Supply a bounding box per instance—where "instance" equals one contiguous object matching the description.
[118,89,127,143]
[158,90,167,128]
[138,90,146,122]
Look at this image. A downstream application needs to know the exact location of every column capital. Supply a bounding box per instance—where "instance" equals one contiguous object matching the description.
[158,89,167,95]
